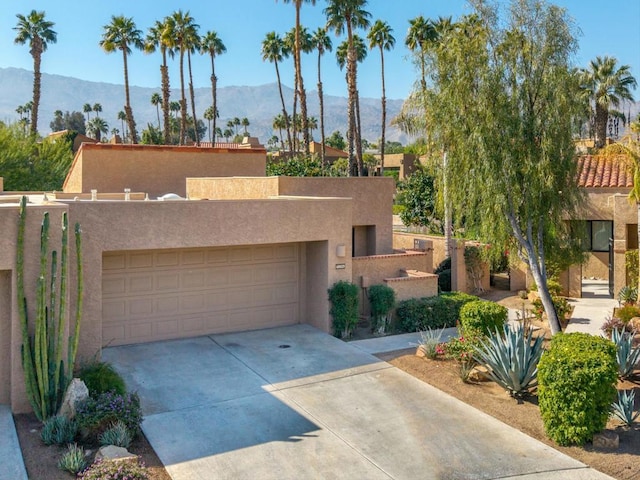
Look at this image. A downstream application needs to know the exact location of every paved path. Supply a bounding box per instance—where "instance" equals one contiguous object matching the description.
[105,324,614,480]
[0,405,27,480]
[565,280,617,336]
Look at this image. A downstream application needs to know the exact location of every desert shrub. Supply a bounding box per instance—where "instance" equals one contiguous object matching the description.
[618,285,638,306]
[626,249,639,289]
[41,415,77,445]
[78,361,126,395]
[530,279,562,296]
[614,305,640,323]
[601,316,634,337]
[443,336,478,382]
[396,292,476,332]
[538,333,618,446]
[99,420,133,448]
[76,391,142,439]
[368,284,396,334]
[532,296,571,321]
[79,459,148,480]
[417,328,446,359]
[474,324,544,398]
[434,257,452,292]
[328,281,359,339]
[57,443,87,474]
[459,300,507,338]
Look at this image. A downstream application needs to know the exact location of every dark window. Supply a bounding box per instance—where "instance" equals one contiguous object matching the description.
[585,220,613,252]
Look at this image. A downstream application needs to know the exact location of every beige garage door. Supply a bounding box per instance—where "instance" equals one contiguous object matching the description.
[102,244,300,346]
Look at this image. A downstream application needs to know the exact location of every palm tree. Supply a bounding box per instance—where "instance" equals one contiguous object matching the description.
[273,114,287,151]
[215,127,223,142]
[580,56,637,148]
[169,101,181,119]
[241,118,250,135]
[311,27,332,165]
[405,16,436,95]
[201,31,226,147]
[13,10,56,135]
[145,18,174,145]
[279,1,316,154]
[285,26,314,152]
[233,117,241,136]
[83,103,92,122]
[87,117,108,142]
[100,15,143,143]
[93,103,102,118]
[223,128,233,142]
[186,28,201,145]
[165,10,198,145]
[368,20,395,176]
[308,116,318,140]
[204,106,215,141]
[262,31,293,154]
[150,92,162,127]
[325,0,371,176]
[117,110,127,139]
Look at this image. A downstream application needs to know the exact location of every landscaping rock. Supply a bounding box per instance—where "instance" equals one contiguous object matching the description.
[630,317,640,331]
[95,445,138,463]
[58,378,89,419]
[593,431,619,450]
[468,365,491,382]
[416,345,427,358]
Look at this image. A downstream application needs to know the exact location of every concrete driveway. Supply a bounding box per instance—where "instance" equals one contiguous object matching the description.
[103,324,613,480]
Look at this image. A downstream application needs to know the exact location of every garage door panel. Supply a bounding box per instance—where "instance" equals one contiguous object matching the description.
[103,244,300,346]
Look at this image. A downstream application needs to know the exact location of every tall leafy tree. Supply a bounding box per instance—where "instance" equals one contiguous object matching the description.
[417,0,584,334]
[279,1,316,154]
[13,10,57,135]
[579,56,637,148]
[311,27,332,165]
[201,30,226,144]
[325,0,371,176]
[145,18,174,145]
[262,31,293,153]
[368,20,395,176]
[100,15,143,143]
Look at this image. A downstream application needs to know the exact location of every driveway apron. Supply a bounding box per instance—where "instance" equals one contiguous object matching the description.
[103,324,613,480]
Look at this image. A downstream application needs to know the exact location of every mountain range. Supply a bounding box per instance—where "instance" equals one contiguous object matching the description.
[0,67,412,144]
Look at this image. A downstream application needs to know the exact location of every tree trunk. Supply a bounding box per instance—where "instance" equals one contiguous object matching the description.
[122,48,138,144]
[355,86,364,176]
[187,50,199,146]
[317,51,326,167]
[30,45,42,135]
[443,152,452,258]
[210,54,218,144]
[161,49,171,145]
[346,21,357,176]
[595,102,608,149]
[379,46,386,176]
[275,62,293,156]
[294,6,310,155]
[179,48,187,145]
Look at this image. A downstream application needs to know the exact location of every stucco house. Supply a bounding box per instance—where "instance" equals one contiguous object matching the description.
[0,142,440,414]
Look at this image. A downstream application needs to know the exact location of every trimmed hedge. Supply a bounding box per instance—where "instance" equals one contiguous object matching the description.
[459,300,507,338]
[434,257,452,292]
[328,281,359,339]
[538,333,618,446]
[396,292,477,332]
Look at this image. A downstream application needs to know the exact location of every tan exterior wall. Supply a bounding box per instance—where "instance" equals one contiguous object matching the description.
[583,252,608,279]
[63,144,267,197]
[385,275,438,302]
[0,177,3,192]
[393,232,447,269]
[187,177,279,200]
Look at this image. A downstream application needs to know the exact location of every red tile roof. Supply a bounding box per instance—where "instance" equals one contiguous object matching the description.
[577,155,633,188]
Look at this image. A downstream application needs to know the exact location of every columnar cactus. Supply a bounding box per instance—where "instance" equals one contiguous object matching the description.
[17,196,83,421]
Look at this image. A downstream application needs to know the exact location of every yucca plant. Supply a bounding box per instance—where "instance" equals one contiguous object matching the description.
[618,285,638,306]
[99,420,133,448]
[57,443,87,474]
[611,390,639,426]
[473,323,545,398]
[611,327,640,379]
[418,328,446,359]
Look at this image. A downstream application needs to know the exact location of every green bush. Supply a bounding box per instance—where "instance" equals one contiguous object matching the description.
[538,333,618,446]
[625,249,639,289]
[434,257,452,292]
[41,415,78,445]
[78,361,126,396]
[79,459,148,480]
[532,296,571,321]
[76,392,142,440]
[614,305,640,323]
[392,204,405,215]
[368,284,396,334]
[99,420,133,449]
[328,281,359,339]
[396,292,476,332]
[57,443,87,475]
[459,300,507,338]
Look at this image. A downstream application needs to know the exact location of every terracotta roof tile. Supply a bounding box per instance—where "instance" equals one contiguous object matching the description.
[577,155,633,188]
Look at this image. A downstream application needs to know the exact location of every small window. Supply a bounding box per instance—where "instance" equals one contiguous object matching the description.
[585,220,612,252]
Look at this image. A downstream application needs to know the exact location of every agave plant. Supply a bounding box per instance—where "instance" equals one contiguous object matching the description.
[618,285,638,306]
[611,328,640,379]
[611,389,639,426]
[473,323,545,398]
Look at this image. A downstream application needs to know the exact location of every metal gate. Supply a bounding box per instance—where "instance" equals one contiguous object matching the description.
[608,238,614,298]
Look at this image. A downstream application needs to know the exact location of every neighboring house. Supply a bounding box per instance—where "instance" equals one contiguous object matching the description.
[48,130,98,153]
[0,143,437,413]
[372,153,421,180]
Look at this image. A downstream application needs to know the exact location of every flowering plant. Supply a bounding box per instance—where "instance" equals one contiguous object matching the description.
[79,458,148,480]
[76,391,142,438]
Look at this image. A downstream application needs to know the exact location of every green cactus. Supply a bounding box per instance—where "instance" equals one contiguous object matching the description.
[17,196,83,421]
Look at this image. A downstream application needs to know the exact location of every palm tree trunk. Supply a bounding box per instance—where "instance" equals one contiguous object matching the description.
[443,151,452,258]
[275,62,293,155]
[187,50,199,146]
[595,102,608,149]
[355,86,363,176]
[346,21,357,176]
[317,51,326,167]
[294,6,310,155]
[380,46,386,176]
[210,54,218,143]
[30,44,42,135]
[161,49,171,145]
[122,48,138,144]
[179,48,187,145]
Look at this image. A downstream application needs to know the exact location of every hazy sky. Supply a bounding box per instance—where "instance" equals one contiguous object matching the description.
[1,0,638,100]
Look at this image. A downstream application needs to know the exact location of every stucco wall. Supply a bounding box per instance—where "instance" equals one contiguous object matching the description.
[385,275,438,302]
[583,252,608,279]
[394,232,447,268]
[63,144,267,197]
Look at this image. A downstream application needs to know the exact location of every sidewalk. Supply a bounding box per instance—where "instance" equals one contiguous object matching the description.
[0,405,27,480]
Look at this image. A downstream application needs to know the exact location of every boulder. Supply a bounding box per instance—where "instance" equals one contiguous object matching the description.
[593,431,619,450]
[629,317,640,332]
[95,445,138,463]
[58,378,89,419]
[468,365,491,382]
